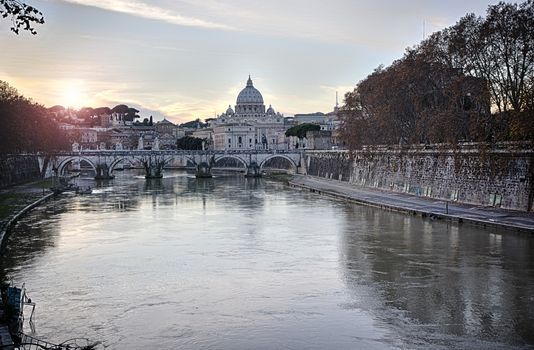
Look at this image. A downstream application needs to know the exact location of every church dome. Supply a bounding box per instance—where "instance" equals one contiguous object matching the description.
[236,76,264,104]
[266,104,275,115]
[226,105,234,115]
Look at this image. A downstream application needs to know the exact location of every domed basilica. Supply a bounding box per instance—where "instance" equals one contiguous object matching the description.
[211,76,287,150]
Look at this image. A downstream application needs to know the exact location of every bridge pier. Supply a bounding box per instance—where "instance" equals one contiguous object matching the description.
[140,155,168,179]
[245,162,262,178]
[145,165,164,179]
[195,162,213,178]
[95,164,114,180]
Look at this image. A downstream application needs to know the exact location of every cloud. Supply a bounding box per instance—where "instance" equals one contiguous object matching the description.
[60,0,235,31]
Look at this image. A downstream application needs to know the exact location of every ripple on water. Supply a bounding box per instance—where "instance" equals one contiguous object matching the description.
[2,170,533,349]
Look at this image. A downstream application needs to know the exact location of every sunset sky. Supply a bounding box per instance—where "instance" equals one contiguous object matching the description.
[1,0,500,123]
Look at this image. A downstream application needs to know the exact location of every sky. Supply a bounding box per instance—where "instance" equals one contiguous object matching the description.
[0,0,503,123]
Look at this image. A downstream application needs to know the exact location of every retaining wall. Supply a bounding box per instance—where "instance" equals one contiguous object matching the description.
[0,155,41,188]
[305,143,533,211]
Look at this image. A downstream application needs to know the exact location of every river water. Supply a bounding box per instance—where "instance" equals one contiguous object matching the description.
[1,170,533,349]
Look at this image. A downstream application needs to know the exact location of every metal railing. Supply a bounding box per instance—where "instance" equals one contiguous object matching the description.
[15,333,98,350]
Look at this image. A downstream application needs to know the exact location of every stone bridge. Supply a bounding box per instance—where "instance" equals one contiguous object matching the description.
[42,150,306,179]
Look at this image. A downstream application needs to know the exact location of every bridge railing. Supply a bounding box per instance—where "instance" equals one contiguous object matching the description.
[47,149,305,157]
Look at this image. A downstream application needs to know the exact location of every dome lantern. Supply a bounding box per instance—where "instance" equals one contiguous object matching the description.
[236,76,264,105]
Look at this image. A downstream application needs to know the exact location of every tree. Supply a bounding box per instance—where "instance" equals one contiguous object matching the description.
[285,124,320,138]
[0,81,69,154]
[447,1,534,114]
[176,136,203,150]
[125,107,140,121]
[0,0,44,34]
[340,0,533,149]
[341,55,490,147]
[180,118,207,129]
[94,106,112,115]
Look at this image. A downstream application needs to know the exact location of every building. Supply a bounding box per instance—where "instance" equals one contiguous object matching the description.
[211,76,288,150]
[155,118,176,136]
[294,111,340,131]
[306,130,333,150]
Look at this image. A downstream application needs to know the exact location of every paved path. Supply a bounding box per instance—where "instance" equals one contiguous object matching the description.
[289,175,534,233]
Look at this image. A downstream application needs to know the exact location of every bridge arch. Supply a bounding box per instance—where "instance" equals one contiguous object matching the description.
[184,155,197,167]
[213,155,247,169]
[109,157,142,174]
[259,154,298,172]
[57,156,97,175]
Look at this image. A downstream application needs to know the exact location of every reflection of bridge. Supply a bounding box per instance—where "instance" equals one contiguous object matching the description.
[43,150,306,179]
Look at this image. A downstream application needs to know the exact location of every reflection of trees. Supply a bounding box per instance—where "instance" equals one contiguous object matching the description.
[339,205,534,346]
[175,174,267,212]
[0,204,66,282]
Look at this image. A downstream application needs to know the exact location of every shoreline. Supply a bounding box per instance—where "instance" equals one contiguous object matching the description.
[0,181,56,349]
[289,175,534,234]
[0,192,55,250]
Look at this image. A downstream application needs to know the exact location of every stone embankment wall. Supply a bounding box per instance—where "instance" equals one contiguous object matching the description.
[0,155,41,188]
[305,143,533,211]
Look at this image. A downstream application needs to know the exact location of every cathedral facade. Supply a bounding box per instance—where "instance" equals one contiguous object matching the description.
[211,76,288,150]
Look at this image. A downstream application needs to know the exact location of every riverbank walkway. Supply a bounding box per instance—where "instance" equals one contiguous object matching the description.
[289,175,534,233]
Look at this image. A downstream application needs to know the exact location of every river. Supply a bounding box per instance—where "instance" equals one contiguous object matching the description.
[1,170,533,349]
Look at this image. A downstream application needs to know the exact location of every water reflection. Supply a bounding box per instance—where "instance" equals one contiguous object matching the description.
[0,204,66,281]
[339,205,534,348]
[0,171,532,349]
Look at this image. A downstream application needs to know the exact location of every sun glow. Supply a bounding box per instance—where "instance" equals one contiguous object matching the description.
[60,80,86,108]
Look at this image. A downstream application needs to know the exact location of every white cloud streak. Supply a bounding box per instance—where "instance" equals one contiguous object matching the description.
[60,0,235,30]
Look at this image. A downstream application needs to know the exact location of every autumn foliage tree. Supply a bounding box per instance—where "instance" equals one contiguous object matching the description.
[340,0,534,149]
[0,81,69,154]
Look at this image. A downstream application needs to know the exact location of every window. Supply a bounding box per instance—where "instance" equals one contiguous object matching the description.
[228,138,231,143]
[238,136,242,144]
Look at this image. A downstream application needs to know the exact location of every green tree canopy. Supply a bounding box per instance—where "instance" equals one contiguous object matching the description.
[180,118,207,129]
[176,136,204,150]
[285,124,321,138]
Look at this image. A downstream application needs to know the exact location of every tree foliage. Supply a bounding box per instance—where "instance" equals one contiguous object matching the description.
[0,81,69,154]
[0,0,44,34]
[176,136,204,150]
[180,118,207,129]
[340,0,534,149]
[285,123,321,138]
